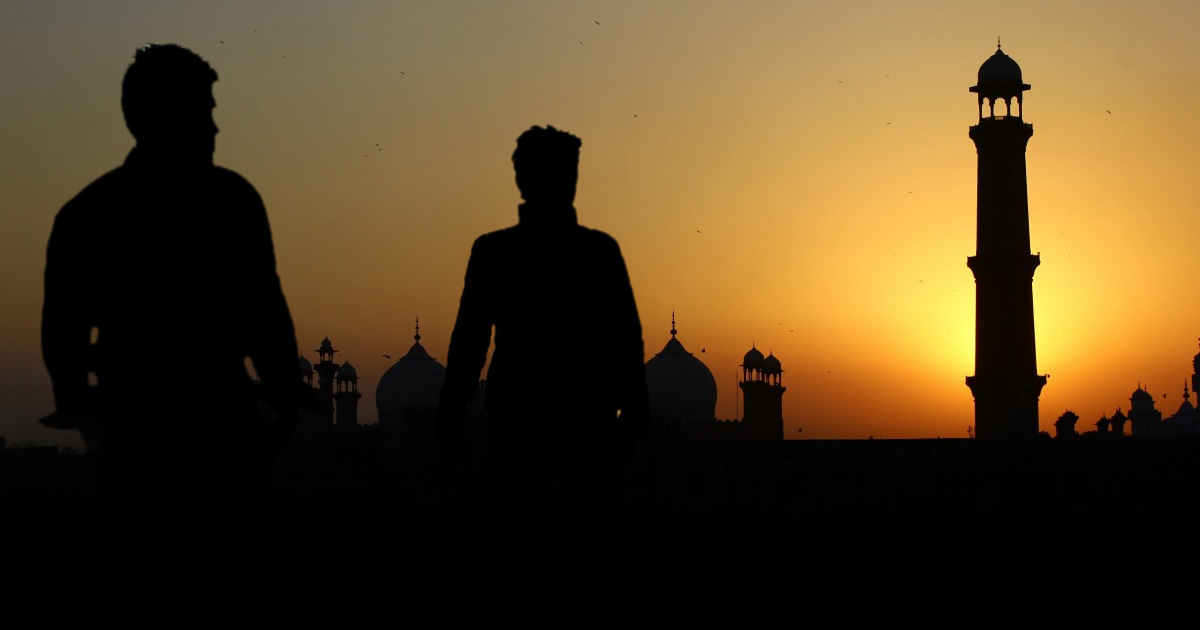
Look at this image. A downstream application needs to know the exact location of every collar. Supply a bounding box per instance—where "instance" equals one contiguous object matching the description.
[124,146,214,172]
[517,202,578,228]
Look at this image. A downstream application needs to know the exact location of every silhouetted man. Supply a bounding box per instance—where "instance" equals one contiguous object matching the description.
[436,125,650,473]
[41,44,301,479]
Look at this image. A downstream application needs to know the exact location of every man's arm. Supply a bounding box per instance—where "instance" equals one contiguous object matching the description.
[436,237,494,458]
[607,238,651,442]
[41,203,96,422]
[236,179,304,422]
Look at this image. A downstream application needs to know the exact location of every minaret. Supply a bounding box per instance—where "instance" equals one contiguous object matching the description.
[334,361,361,427]
[314,336,340,429]
[964,42,1047,439]
[739,344,786,440]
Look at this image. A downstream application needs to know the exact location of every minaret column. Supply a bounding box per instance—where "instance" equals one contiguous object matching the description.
[965,44,1047,439]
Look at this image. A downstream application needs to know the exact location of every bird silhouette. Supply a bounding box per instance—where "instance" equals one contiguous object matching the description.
[382,354,391,359]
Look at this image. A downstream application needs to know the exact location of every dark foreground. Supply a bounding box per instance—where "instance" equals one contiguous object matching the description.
[5,436,1197,526]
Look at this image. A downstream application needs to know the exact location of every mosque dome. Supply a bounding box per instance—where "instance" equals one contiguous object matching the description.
[763,352,782,375]
[376,322,446,418]
[298,354,313,375]
[977,47,1023,86]
[337,361,358,381]
[644,318,717,423]
[1130,386,1153,405]
[742,345,765,371]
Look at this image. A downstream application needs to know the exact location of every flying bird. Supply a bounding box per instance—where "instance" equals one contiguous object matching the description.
[382,354,391,359]
[595,20,600,25]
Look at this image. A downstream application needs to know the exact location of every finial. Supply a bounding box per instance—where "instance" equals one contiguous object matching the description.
[1185,380,1191,401]
[414,316,421,343]
[997,37,1001,50]
[670,311,677,338]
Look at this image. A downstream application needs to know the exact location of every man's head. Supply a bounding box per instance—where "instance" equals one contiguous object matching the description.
[121,44,219,161]
[512,125,581,205]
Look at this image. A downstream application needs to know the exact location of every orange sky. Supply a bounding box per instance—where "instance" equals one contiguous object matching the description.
[5,1,1200,448]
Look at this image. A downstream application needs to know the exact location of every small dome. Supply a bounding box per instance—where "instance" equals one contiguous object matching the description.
[763,352,782,375]
[337,361,358,381]
[742,345,765,370]
[978,47,1023,85]
[1131,387,1153,404]
[298,354,313,374]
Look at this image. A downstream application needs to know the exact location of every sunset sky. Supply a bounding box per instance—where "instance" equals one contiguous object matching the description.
[5,1,1200,448]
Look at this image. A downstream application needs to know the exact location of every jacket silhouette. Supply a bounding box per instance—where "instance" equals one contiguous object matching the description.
[437,126,650,467]
[41,44,301,477]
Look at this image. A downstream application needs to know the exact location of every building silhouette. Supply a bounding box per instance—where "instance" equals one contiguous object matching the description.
[334,360,361,427]
[964,43,1047,439]
[643,314,785,443]
[739,345,786,440]
[1051,339,1200,439]
[644,313,717,425]
[311,337,351,428]
[1118,342,1200,437]
[376,319,446,427]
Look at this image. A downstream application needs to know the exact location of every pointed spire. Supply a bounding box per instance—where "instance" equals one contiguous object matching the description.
[670,311,677,338]
[997,36,1002,50]
[1185,380,1191,402]
[414,316,421,343]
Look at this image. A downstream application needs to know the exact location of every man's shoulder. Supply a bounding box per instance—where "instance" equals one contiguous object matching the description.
[57,165,131,219]
[471,225,520,248]
[211,165,262,197]
[574,224,624,253]
[469,223,623,256]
